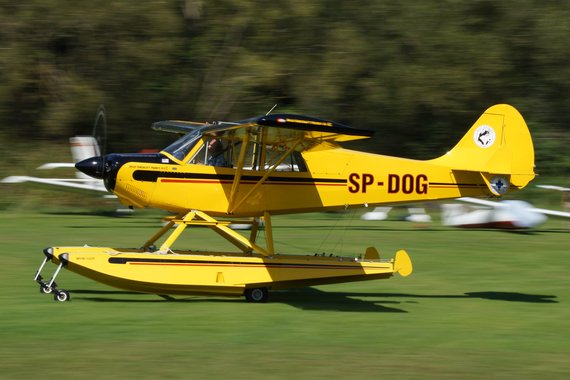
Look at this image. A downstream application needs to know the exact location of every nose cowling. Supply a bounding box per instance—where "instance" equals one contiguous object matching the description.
[75,156,105,179]
[76,153,169,193]
[75,154,125,192]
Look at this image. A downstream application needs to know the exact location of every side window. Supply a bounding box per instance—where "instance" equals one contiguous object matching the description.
[270,150,306,172]
[162,131,202,162]
[242,141,307,172]
[189,136,232,167]
[185,130,307,172]
[291,151,307,172]
[188,143,207,165]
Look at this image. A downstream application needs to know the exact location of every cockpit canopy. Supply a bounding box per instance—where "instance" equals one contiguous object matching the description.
[161,127,308,171]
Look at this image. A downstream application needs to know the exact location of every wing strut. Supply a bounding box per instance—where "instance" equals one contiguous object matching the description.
[229,138,302,214]
[263,211,274,255]
[142,210,272,256]
[228,132,251,210]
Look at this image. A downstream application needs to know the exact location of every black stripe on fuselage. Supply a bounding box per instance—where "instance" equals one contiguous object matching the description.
[429,182,482,188]
[109,256,364,269]
[132,170,347,184]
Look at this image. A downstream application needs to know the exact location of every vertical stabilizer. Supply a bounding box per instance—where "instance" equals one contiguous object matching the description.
[431,104,535,193]
[70,136,101,180]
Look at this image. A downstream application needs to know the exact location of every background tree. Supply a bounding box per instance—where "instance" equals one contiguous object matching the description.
[0,0,568,176]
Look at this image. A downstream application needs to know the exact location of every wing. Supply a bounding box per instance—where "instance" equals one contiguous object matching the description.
[254,114,374,143]
[536,185,570,192]
[457,197,503,208]
[152,120,208,134]
[155,114,373,144]
[459,197,570,219]
[1,176,109,192]
[158,113,374,166]
[37,163,76,169]
[531,207,570,218]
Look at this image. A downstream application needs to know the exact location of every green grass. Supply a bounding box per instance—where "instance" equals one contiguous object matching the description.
[0,210,568,379]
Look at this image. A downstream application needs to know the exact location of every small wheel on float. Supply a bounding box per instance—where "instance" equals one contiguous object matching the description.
[244,287,268,303]
[40,285,53,294]
[54,290,71,302]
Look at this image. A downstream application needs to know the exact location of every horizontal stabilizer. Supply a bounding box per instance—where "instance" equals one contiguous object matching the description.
[394,250,412,277]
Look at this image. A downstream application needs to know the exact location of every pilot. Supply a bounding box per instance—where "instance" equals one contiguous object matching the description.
[207,134,228,167]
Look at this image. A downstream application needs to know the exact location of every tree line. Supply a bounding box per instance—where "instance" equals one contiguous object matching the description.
[1,0,568,175]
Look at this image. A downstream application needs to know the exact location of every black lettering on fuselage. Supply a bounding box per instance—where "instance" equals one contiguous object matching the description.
[348,172,375,193]
[388,174,429,194]
[348,173,360,193]
[416,174,428,194]
[348,173,429,194]
[362,173,374,193]
[388,174,399,193]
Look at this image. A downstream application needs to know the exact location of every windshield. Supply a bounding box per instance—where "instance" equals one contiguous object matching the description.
[161,130,202,161]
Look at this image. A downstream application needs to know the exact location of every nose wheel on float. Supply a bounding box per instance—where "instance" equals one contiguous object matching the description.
[34,249,71,302]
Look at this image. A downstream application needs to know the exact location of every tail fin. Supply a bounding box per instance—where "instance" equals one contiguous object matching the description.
[70,136,101,162]
[70,136,101,180]
[432,104,535,195]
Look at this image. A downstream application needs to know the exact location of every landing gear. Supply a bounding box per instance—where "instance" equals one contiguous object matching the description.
[34,249,71,302]
[40,284,53,294]
[244,287,269,303]
[54,290,71,302]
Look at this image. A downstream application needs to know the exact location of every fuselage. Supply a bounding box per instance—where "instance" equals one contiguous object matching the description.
[75,106,535,217]
[77,147,494,217]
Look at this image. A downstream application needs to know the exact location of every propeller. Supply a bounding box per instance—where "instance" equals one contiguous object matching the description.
[92,104,107,158]
[76,105,137,192]
[75,105,108,180]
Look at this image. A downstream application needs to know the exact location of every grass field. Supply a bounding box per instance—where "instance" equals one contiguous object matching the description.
[0,209,568,379]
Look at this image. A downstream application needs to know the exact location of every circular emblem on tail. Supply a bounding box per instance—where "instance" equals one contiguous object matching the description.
[474,125,496,148]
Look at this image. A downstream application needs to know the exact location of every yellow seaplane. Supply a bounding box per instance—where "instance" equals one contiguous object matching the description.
[35,104,535,302]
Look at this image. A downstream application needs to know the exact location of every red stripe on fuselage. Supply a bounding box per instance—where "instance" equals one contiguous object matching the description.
[159,179,345,186]
[128,262,382,270]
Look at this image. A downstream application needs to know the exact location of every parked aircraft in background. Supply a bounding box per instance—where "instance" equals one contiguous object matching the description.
[441,196,570,229]
[362,184,570,229]
[2,105,110,194]
[2,136,110,194]
[361,206,432,223]
[537,185,570,192]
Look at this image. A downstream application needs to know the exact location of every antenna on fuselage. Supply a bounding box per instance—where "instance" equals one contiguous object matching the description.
[266,104,278,115]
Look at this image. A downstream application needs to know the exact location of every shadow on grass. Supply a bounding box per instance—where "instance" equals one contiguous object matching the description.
[464,291,558,303]
[345,291,558,303]
[67,288,558,312]
[274,225,570,235]
[69,288,406,312]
